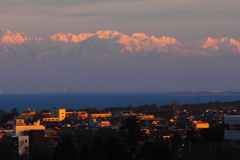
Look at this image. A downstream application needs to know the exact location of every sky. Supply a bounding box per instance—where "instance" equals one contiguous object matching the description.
[1,0,240,42]
[1,0,240,93]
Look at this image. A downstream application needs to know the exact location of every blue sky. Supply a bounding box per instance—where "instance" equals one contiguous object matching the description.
[1,0,240,42]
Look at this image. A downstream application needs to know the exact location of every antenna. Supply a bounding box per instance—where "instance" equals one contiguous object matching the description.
[173,100,179,120]
[64,83,67,92]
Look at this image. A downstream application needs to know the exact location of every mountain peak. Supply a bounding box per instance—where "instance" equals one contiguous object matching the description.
[95,30,122,39]
[159,36,180,44]
[132,33,149,40]
[0,29,42,44]
[195,37,240,51]
[1,29,13,35]
[50,32,94,42]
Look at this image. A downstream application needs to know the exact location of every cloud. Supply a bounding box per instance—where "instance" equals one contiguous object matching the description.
[1,0,240,19]
[1,0,240,42]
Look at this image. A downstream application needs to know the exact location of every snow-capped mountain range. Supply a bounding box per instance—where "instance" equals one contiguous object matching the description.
[1,29,240,92]
[1,29,240,62]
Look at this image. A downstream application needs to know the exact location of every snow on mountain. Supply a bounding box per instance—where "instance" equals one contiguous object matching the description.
[2,29,240,93]
[49,30,181,54]
[131,33,149,41]
[50,32,94,43]
[50,30,122,43]
[0,29,42,44]
[114,32,181,53]
[191,37,240,54]
[1,28,240,62]
[95,30,122,39]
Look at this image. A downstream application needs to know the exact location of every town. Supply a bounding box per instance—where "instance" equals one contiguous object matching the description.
[0,101,240,160]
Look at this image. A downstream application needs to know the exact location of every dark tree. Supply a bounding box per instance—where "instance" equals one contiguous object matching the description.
[0,138,19,160]
[187,128,198,142]
[54,135,77,160]
[172,131,182,142]
[81,108,99,113]
[137,142,173,160]
[120,116,146,146]
[91,137,106,160]
[40,109,50,113]
[79,143,91,160]
[200,128,224,143]
[11,108,19,117]
[105,136,131,160]
[0,109,6,123]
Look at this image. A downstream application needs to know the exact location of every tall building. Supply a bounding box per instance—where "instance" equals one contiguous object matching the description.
[50,108,66,121]
[43,109,66,122]
[173,100,179,119]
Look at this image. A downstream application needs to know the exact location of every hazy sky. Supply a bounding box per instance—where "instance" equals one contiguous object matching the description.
[1,0,240,42]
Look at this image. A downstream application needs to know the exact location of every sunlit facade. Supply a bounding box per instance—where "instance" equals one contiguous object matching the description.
[91,113,112,118]
[4,119,45,156]
[43,108,66,122]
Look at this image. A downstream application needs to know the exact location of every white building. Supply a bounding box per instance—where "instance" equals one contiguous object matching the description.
[13,119,45,136]
[224,115,240,140]
[4,119,45,156]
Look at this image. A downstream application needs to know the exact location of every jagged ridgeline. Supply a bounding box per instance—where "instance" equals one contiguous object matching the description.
[1,29,240,62]
[1,29,240,92]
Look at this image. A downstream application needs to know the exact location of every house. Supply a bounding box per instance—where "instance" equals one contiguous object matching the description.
[137,113,154,120]
[89,119,111,128]
[193,121,209,129]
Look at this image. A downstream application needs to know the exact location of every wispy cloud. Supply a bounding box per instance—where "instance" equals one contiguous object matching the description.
[1,0,240,41]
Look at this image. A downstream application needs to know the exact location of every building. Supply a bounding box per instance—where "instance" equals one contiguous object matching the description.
[224,115,240,140]
[137,113,154,120]
[90,112,112,118]
[89,119,111,128]
[50,109,66,121]
[4,119,45,156]
[66,111,88,120]
[43,109,66,122]
[13,119,45,136]
[193,121,209,129]
[173,100,179,119]
[20,108,36,116]
[24,130,46,156]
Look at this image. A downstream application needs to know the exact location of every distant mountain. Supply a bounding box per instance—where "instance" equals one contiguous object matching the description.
[0,29,42,44]
[1,29,240,63]
[1,29,240,92]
